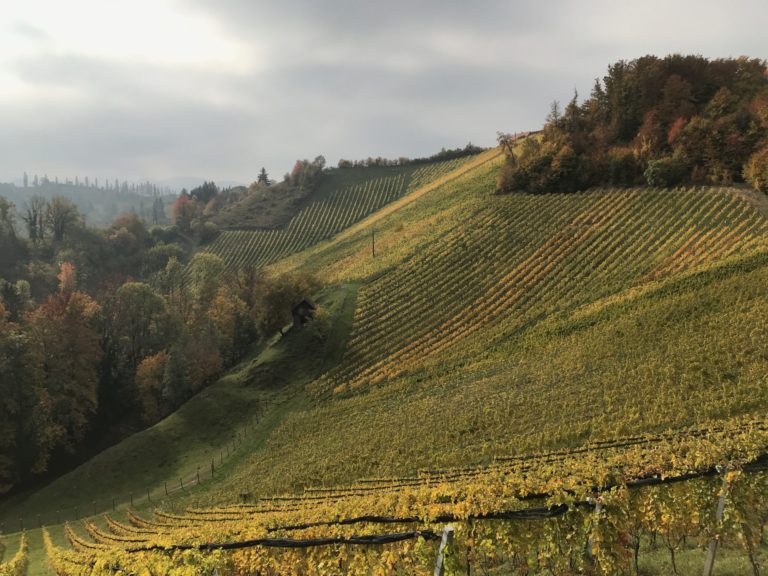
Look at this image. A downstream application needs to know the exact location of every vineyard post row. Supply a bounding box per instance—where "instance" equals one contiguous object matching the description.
[94,463,768,576]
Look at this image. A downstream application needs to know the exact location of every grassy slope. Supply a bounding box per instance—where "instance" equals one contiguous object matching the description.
[0,153,476,574]
[213,158,483,231]
[10,147,768,516]
[213,165,423,230]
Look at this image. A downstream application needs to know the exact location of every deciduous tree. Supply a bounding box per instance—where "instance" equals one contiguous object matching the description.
[135,350,169,423]
[27,264,102,454]
[45,196,81,242]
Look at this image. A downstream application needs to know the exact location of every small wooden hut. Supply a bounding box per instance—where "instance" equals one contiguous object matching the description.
[292,299,316,328]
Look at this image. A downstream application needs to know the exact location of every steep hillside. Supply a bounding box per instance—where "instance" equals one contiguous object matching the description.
[197,155,768,499]
[7,147,768,575]
[201,156,481,270]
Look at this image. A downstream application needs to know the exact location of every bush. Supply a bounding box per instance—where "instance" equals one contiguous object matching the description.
[743,147,768,193]
[608,149,641,186]
[644,156,688,187]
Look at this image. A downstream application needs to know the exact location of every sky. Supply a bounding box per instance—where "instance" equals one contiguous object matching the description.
[0,0,766,189]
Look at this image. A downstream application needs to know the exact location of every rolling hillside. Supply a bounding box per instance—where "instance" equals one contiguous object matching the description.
[5,145,768,574]
[200,156,484,270]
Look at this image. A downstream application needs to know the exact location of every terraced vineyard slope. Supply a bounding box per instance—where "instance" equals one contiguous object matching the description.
[201,156,477,270]
[223,156,768,498]
[316,185,768,396]
[42,421,768,574]
[9,147,768,575]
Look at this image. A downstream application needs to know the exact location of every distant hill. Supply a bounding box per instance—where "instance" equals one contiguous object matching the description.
[0,180,176,229]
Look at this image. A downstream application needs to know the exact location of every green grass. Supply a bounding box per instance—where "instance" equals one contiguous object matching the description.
[0,528,61,576]
[478,539,768,575]
[637,539,767,575]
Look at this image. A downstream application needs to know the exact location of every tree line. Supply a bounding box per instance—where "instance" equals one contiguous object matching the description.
[167,158,325,239]
[0,176,174,229]
[20,173,173,196]
[337,143,485,169]
[0,193,320,495]
[497,55,768,193]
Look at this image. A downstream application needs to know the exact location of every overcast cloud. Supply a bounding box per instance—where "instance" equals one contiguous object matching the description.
[0,0,766,187]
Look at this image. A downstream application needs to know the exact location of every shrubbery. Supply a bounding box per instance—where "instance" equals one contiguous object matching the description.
[744,147,768,193]
[644,156,688,187]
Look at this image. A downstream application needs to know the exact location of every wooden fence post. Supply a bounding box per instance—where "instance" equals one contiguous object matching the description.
[703,472,729,576]
[434,525,455,576]
[197,467,201,485]
[147,488,151,504]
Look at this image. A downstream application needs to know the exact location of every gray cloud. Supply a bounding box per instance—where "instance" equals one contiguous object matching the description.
[1,0,767,187]
[12,21,49,40]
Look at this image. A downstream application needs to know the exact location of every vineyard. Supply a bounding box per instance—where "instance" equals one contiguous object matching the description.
[202,157,475,270]
[35,418,768,574]
[314,184,768,396]
[5,144,768,574]
[201,167,768,501]
[0,533,26,576]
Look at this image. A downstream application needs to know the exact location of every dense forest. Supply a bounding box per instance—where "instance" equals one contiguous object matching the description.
[0,182,321,495]
[497,55,768,193]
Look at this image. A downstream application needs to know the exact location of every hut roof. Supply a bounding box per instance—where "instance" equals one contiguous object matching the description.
[292,299,316,313]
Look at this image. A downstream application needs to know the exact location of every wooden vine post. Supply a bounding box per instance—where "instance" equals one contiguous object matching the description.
[702,471,730,576]
[371,228,376,257]
[587,495,603,562]
[433,525,454,576]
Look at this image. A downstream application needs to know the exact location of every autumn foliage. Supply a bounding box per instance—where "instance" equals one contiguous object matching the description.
[0,251,320,493]
[498,55,768,193]
[744,146,768,192]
